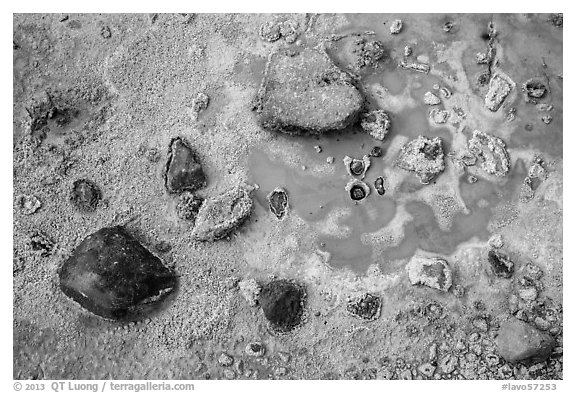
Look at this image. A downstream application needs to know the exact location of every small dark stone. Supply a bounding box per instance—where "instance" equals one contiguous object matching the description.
[350,185,366,201]
[175,192,204,222]
[59,226,177,320]
[70,179,102,212]
[29,230,54,257]
[488,250,514,278]
[443,21,454,32]
[375,177,385,195]
[347,293,381,321]
[350,160,365,176]
[370,146,383,157]
[259,279,306,332]
[524,79,547,100]
[165,137,207,194]
[477,71,490,87]
[268,188,289,220]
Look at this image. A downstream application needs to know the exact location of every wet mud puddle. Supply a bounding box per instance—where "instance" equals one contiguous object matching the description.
[248,14,559,274]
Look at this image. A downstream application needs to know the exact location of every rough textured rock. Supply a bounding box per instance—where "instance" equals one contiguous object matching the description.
[374,176,386,195]
[254,48,364,135]
[360,109,391,141]
[496,319,555,363]
[268,187,289,220]
[192,184,253,241]
[488,249,514,278]
[468,130,510,177]
[59,226,177,320]
[259,279,306,332]
[406,255,452,292]
[239,278,261,307]
[346,293,381,321]
[484,72,514,111]
[396,136,445,184]
[70,179,101,212]
[165,137,207,194]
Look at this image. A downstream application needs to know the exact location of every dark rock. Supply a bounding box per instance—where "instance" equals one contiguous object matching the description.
[16,194,42,215]
[59,226,177,320]
[101,26,112,39]
[549,13,562,28]
[176,192,204,222]
[488,250,514,278]
[245,342,266,357]
[259,21,281,42]
[396,136,445,184]
[347,293,381,321]
[375,177,386,195]
[370,146,383,157]
[350,185,366,200]
[496,319,555,363]
[254,48,364,135]
[259,279,306,332]
[165,137,207,194]
[70,179,101,212]
[192,184,253,241]
[345,179,370,202]
[29,230,54,257]
[523,79,547,101]
[268,187,289,220]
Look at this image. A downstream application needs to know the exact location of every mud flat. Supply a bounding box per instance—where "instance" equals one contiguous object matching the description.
[13,13,562,380]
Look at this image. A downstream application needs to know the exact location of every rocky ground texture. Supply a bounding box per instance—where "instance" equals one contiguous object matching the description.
[13,13,562,380]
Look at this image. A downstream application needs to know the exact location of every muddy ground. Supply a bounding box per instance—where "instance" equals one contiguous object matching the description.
[13,13,562,380]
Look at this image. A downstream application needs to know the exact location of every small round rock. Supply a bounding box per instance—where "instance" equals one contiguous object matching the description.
[245,342,266,357]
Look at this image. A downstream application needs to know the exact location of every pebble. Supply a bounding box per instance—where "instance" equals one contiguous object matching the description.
[541,115,552,124]
[274,367,288,377]
[165,137,206,194]
[245,342,266,357]
[238,279,261,307]
[487,249,514,278]
[16,194,42,215]
[496,319,555,363]
[488,234,504,249]
[59,226,177,320]
[101,26,111,39]
[218,353,234,367]
[326,156,335,164]
[70,179,102,213]
[424,91,441,105]
[390,19,403,34]
[223,369,236,379]
[314,145,322,153]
